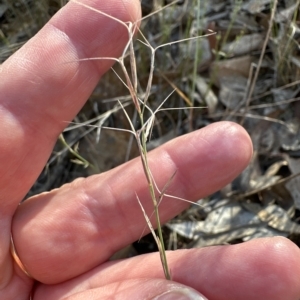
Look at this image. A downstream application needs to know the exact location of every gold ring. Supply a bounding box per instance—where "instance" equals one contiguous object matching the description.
[10,235,33,278]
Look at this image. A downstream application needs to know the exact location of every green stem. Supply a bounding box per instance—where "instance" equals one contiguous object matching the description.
[138,112,171,280]
[59,134,95,170]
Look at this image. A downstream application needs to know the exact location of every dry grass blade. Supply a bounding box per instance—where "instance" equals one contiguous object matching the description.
[243,0,279,113]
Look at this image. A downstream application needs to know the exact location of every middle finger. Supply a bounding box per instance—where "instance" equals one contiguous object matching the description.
[12,122,252,284]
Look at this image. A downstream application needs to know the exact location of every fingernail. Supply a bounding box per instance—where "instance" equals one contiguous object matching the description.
[153,287,208,300]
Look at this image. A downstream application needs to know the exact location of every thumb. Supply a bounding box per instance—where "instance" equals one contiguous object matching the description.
[54,279,207,300]
[151,281,208,300]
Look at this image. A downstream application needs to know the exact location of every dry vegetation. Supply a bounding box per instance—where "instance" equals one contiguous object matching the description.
[1,0,300,256]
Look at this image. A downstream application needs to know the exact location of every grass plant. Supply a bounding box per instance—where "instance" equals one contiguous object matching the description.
[70,0,214,279]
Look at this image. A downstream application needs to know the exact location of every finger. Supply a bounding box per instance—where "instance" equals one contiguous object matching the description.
[37,279,207,300]
[13,121,253,283]
[35,237,300,300]
[0,261,33,300]
[0,0,140,291]
[0,0,141,216]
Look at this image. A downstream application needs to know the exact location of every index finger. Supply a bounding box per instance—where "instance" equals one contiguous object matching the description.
[0,0,141,216]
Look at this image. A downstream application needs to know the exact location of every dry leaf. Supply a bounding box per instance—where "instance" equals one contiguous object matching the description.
[222,33,264,57]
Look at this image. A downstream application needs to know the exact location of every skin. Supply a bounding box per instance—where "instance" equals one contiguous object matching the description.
[0,0,300,299]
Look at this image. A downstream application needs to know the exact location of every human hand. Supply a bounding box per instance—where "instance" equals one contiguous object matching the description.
[1,0,300,299]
